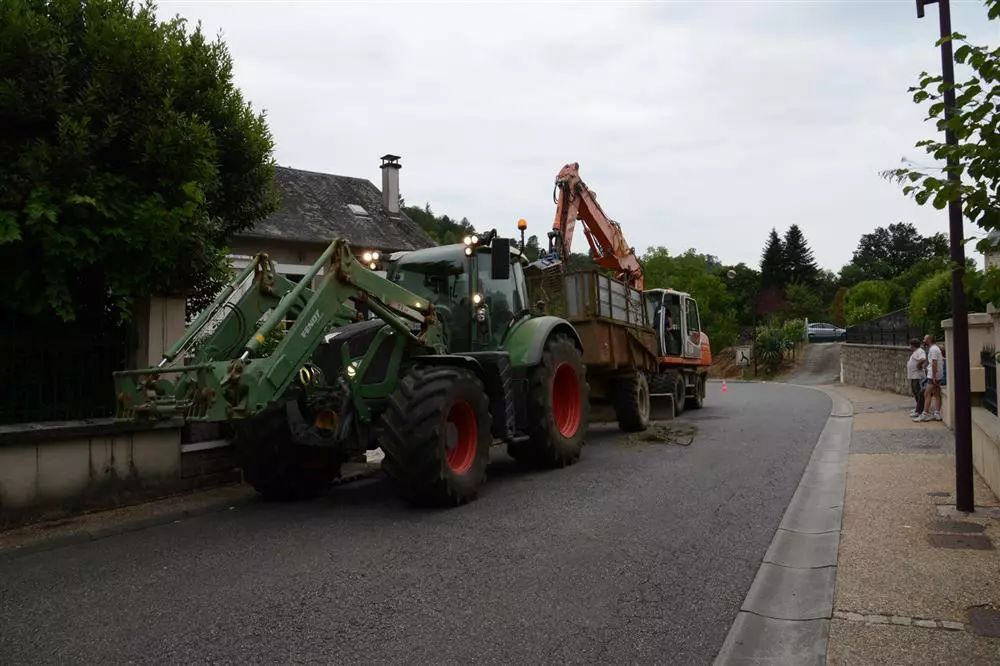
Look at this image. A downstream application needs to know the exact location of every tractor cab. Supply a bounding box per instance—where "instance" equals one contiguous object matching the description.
[644,288,707,361]
[386,232,529,352]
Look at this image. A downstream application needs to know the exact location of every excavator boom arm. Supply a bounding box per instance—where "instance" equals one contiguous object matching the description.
[550,162,644,290]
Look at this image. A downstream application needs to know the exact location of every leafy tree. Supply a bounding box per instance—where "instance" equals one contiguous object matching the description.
[0,0,278,322]
[717,262,761,327]
[881,1,1000,304]
[782,224,819,285]
[521,234,541,261]
[401,203,477,246]
[759,228,786,289]
[910,268,987,337]
[782,282,825,321]
[829,286,849,326]
[846,302,884,326]
[846,280,903,314]
[642,246,737,351]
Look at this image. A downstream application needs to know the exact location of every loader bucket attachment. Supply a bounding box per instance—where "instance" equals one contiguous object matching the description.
[113,362,234,423]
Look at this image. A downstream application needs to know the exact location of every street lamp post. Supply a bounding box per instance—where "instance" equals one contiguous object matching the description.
[916,0,974,513]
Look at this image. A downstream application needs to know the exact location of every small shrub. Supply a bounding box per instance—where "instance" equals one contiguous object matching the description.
[754,325,787,373]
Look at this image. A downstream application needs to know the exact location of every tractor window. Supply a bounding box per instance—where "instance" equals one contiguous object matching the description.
[386,255,471,350]
[477,253,520,346]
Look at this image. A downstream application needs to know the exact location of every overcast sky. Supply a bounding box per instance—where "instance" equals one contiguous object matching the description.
[157,0,1000,272]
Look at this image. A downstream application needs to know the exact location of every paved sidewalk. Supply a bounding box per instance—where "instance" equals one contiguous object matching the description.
[827,385,1000,664]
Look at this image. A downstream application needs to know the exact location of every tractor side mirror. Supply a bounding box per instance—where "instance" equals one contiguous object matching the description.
[491,238,511,280]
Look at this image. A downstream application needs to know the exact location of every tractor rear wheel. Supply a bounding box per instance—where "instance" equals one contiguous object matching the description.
[508,334,590,467]
[614,372,650,433]
[234,406,342,502]
[381,365,492,507]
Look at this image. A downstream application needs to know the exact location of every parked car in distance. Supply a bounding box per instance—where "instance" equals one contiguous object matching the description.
[807,322,846,342]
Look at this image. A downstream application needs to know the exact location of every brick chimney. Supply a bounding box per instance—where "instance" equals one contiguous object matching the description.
[380,154,401,214]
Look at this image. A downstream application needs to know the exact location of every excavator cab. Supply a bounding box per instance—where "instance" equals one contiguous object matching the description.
[646,288,708,362]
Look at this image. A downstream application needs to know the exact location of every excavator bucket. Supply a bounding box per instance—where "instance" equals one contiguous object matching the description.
[648,392,676,421]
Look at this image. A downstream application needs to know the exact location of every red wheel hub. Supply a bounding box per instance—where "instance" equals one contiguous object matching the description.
[445,400,477,474]
[552,362,582,437]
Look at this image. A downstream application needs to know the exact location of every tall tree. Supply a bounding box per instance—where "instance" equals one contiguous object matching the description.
[759,228,786,289]
[0,0,278,322]
[782,224,819,285]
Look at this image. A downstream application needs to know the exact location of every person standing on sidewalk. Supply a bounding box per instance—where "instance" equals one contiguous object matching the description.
[914,334,943,422]
[906,338,927,418]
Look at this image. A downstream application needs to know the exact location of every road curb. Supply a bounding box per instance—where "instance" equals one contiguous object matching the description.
[0,466,383,563]
[714,384,851,665]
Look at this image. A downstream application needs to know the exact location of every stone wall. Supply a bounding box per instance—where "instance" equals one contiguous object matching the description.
[840,343,912,396]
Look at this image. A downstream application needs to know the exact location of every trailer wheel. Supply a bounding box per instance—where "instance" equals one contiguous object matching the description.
[234,407,341,502]
[509,333,590,467]
[381,365,492,507]
[686,373,706,410]
[613,372,650,433]
[674,373,688,415]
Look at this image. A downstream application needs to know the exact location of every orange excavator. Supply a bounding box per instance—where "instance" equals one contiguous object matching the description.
[540,162,711,414]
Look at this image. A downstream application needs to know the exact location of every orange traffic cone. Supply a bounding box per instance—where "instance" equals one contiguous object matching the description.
[721,380,728,394]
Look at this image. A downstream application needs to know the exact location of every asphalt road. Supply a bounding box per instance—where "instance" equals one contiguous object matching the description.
[0,382,832,666]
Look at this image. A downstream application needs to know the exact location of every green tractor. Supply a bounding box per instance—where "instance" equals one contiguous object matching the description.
[112,231,591,506]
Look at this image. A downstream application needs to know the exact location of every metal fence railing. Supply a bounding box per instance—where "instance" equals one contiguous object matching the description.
[0,313,130,425]
[984,345,997,417]
[845,307,923,347]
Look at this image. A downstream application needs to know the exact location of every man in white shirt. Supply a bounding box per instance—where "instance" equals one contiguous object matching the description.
[906,338,927,418]
[914,334,944,422]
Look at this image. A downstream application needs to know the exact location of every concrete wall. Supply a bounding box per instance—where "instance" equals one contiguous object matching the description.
[0,421,190,527]
[971,407,1000,500]
[840,343,912,396]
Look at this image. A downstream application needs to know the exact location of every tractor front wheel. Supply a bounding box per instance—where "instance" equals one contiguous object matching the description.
[509,334,590,467]
[234,406,342,502]
[381,365,492,507]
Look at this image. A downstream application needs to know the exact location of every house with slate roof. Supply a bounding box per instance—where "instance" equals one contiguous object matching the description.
[227,155,435,286]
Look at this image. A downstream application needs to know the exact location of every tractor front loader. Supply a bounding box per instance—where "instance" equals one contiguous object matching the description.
[113,233,591,507]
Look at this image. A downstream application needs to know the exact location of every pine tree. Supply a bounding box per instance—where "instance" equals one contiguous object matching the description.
[782,224,819,285]
[760,228,786,289]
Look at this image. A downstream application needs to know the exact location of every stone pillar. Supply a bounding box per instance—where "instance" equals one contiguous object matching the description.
[132,295,188,369]
[941,313,993,429]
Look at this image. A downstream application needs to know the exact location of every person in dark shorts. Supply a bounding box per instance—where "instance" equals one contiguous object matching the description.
[906,338,927,418]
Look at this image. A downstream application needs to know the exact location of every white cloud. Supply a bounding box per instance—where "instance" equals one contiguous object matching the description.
[157,0,1000,271]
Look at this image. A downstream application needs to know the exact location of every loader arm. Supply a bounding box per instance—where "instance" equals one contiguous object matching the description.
[549,162,644,290]
[113,238,444,424]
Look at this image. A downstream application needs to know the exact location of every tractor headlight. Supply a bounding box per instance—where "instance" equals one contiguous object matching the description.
[464,246,473,256]
[463,236,473,246]
[362,251,373,263]
[471,235,479,245]
[472,293,483,305]
[346,360,360,378]
[371,251,380,261]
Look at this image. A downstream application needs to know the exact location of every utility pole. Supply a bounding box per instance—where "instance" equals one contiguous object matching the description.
[916,0,974,512]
